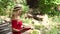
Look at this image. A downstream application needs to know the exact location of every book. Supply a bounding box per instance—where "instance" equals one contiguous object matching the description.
[20,28,31,33]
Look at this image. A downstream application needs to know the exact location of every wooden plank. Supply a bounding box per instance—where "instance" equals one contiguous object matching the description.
[0,23,12,34]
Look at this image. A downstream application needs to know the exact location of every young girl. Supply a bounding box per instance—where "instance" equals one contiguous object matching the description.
[11,5,31,34]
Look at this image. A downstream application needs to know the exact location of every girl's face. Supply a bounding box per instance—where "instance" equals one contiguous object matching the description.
[17,9,22,16]
[13,7,22,16]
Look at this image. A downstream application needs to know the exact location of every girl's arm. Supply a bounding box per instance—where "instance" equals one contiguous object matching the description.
[12,26,31,33]
[12,28,21,32]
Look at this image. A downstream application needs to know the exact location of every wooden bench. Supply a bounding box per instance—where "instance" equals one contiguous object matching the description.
[0,22,12,34]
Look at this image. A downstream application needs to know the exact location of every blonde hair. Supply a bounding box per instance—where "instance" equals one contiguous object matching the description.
[11,4,22,19]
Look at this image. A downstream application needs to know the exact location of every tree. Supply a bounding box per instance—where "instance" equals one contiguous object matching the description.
[0,0,14,16]
[26,0,60,16]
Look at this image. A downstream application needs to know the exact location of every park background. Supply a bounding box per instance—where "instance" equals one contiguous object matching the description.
[0,0,60,34]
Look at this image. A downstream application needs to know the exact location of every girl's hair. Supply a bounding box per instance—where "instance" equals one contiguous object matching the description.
[13,4,22,12]
[13,7,21,12]
[11,4,22,18]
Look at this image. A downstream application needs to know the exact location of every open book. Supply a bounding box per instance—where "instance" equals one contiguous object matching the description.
[20,28,31,33]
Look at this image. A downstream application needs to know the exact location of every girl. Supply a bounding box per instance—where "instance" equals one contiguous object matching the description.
[11,5,31,34]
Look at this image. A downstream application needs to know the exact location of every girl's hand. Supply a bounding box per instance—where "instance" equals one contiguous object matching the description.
[20,27,31,33]
[22,24,34,30]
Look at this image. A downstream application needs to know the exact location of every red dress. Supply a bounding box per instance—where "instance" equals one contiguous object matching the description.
[11,20,22,34]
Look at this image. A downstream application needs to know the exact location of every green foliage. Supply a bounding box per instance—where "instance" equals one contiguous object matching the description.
[15,0,29,14]
[20,15,32,24]
[45,26,58,34]
[22,5,29,14]
[38,0,60,16]
[34,24,45,30]
[30,29,40,34]
[21,18,32,24]
[0,0,14,15]
[16,0,27,5]
[0,0,28,16]
[52,16,60,22]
